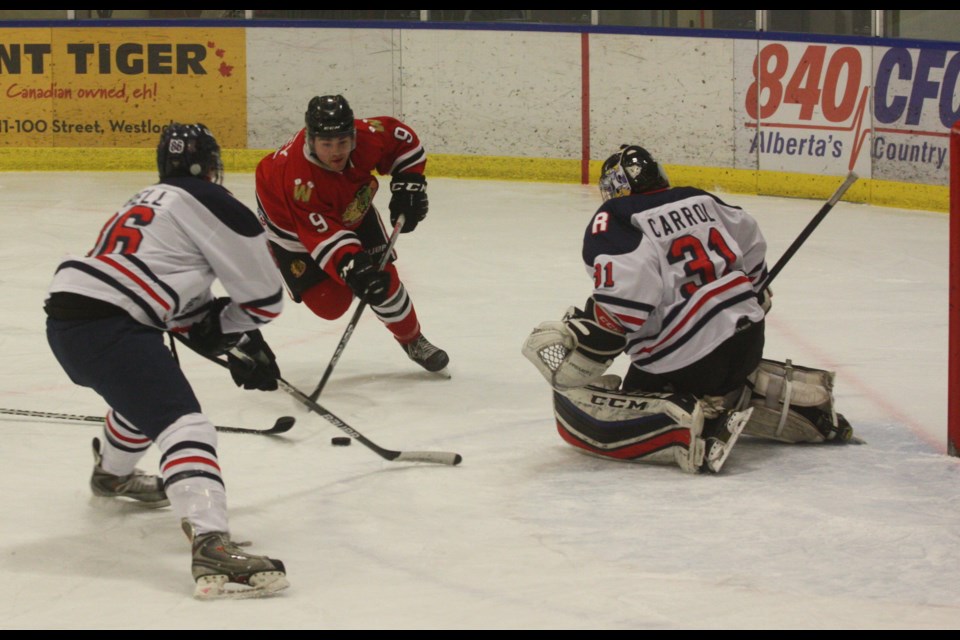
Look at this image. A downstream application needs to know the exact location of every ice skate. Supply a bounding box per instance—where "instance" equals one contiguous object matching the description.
[402,333,450,375]
[90,437,170,508]
[183,519,289,600]
[701,407,753,474]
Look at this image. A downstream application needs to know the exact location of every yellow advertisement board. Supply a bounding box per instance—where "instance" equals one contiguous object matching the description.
[0,27,246,148]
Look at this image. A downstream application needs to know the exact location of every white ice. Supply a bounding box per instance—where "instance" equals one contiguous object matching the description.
[0,172,956,629]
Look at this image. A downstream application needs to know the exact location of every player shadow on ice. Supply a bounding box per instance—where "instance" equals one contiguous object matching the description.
[541,431,863,477]
[3,501,185,592]
[288,369,451,400]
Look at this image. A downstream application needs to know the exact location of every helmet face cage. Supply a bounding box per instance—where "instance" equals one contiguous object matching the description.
[599,145,668,202]
[157,123,223,184]
[599,161,633,202]
[305,94,356,140]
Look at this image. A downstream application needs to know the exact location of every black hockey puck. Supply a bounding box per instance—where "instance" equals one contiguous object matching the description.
[331,437,351,446]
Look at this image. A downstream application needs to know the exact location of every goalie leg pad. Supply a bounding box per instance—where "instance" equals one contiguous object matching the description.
[742,358,855,443]
[553,385,706,473]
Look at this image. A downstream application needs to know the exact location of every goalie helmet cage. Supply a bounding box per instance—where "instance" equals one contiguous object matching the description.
[951,120,960,456]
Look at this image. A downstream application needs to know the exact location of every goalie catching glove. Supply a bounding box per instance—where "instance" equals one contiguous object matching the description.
[389,172,428,233]
[522,298,626,391]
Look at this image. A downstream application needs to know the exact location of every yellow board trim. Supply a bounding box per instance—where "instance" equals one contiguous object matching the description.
[0,148,947,213]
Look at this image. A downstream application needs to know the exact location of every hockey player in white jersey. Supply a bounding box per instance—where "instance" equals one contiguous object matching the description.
[44,123,289,598]
[523,144,857,474]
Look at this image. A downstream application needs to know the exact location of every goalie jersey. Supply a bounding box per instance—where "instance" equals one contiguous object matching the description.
[46,176,284,334]
[584,186,768,375]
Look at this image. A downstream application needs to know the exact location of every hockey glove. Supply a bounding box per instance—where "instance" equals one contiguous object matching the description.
[758,287,773,315]
[522,298,626,391]
[389,172,428,233]
[186,298,243,357]
[226,330,280,391]
[338,251,390,306]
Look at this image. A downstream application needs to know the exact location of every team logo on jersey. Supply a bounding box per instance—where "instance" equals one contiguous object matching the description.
[290,259,307,279]
[342,180,379,226]
[363,119,385,133]
[292,178,315,203]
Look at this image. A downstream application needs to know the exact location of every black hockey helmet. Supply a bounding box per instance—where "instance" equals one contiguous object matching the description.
[599,144,669,201]
[305,94,356,139]
[157,123,223,184]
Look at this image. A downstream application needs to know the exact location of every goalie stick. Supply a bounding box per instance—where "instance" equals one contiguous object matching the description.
[308,214,405,402]
[0,407,296,436]
[758,171,859,293]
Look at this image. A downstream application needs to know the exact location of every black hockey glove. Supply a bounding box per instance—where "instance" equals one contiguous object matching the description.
[338,251,390,306]
[389,172,428,233]
[187,298,243,357]
[562,298,627,363]
[226,330,280,391]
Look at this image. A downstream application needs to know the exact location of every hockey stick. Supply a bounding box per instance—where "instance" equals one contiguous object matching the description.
[276,374,462,466]
[758,171,859,293]
[170,321,461,465]
[308,214,406,402]
[0,407,296,436]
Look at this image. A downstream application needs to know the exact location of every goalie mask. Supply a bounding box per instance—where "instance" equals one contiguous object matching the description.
[157,123,223,185]
[599,145,669,202]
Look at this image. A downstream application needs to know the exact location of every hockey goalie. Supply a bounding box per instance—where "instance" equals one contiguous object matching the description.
[521,143,859,474]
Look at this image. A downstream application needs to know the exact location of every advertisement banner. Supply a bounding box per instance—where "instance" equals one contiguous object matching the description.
[872,45,959,185]
[734,40,874,179]
[735,39,960,187]
[0,27,246,148]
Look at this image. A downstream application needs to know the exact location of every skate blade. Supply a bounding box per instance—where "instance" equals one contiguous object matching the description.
[704,407,752,473]
[193,572,290,600]
[90,494,171,509]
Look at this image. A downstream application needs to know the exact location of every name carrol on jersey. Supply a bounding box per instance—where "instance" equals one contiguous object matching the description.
[643,202,717,239]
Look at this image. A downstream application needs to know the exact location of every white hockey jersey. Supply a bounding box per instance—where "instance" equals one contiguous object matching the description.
[47,176,284,334]
[583,186,768,374]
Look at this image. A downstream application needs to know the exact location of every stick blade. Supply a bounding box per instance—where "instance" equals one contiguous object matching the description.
[394,451,463,466]
[214,416,296,436]
[270,416,296,434]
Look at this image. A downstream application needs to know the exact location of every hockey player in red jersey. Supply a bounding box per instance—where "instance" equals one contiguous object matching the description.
[45,124,289,598]
[255,94,449,374]
[523,144,858,474]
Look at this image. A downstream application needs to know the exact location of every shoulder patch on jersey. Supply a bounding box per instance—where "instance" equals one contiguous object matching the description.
[582,202,643,264]
[343,179,378,226]
[292,178,314,203]
[363,118,385,133]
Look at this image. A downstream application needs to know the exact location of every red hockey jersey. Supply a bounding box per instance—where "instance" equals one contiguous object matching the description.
[254,117,426,282]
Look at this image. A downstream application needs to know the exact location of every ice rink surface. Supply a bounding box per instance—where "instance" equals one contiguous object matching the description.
[0,171,956,629]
